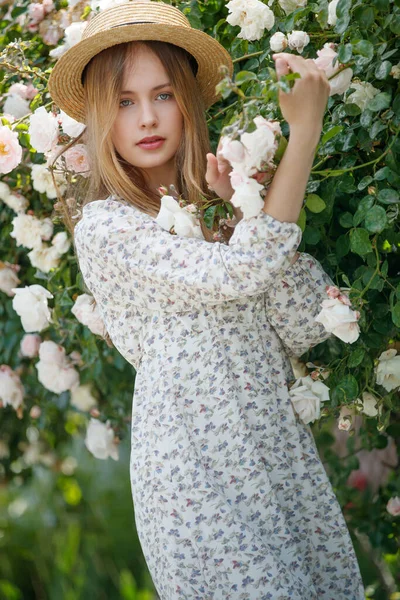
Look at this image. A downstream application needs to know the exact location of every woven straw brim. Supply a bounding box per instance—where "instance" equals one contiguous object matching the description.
[48,24,233,123]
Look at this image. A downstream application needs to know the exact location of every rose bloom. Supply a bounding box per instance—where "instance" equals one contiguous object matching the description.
[64,144,91,177]
[287,30,310,54]
[58,110,86,138]
[70,383,98,412]
[315,297,360,343]
[0,266,21,296]
[387,496,400,517]
[20,333,42,358]
[375,349,400,392]
[0,364,24,410]
[11,284,54,333]
[230,177,265,220]
[226,0,275,41]
[327,0,339,25]
[314,43,353,96]
[28,106,59,153]
[288,375,330,424]
[345,81,380,111]
[71,293,107,336]
[85,418,119,461]
[36,340,79,393]
[270,32,288,52]
[0,126,23,175]
[10,213,54,250]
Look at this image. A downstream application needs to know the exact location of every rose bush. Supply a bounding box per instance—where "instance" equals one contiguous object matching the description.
[0,0,399,596]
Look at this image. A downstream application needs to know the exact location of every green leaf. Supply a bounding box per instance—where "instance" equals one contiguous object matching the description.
[368,92,392,112]
[332,374,359,403]
[390,14,400,34]
[336,234,350,259]
[377,188,400,204]
[305,194,326,213]
[392,302,400,327]
[344,103,361,116]
[354,6,375,27]
[375,60,392,79]
[303,227,321,245]
[347,347,365,368]
[321,125,343,145]
[337,43,352,63]
[297,207,307,231]
[357,176,373,190]
[352,40,374,61]
[353,196,375,226]
[364,205,388,233]
[234,71,258,85]
[350,228,373,255]
[335,0,352,34]
[339,212,354,228]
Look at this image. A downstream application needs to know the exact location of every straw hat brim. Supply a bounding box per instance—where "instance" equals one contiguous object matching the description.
[48,23,234,123]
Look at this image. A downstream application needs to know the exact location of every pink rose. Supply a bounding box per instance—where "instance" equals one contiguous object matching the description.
[326,285,340,298]
[30,405,42,418]
[0,126,23,174]
[20,333,42,358]
[314,43,339,78]
[64,144,90,177]
[28,3,45,23]
[387,497,400,516]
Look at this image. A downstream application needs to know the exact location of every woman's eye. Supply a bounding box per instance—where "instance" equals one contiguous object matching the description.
[119,93,172,108]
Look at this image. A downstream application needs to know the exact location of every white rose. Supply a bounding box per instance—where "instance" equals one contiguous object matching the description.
[28,106,59,153]
[0,365,24,410]
[70,383,98,412]
[51,231,71,255]
[58,110,86,138]
[338,416,352,431]
[84,418,119,460]
[155,195,204,239]
[289,375,330,424]
[27,244,62,273]
[20,333,42,358]
[240,118,278,172]
[218,137,246,165]
[387,496,400,516]
[287,30,310,54]
[71,293,107,336]
[10,213,54,249]
[375,349,400,392]
[315,298,360,343]
[226,0,275,41]
[0,181,11,200]
[2,192,29,213]
[11,284,54,332]
[356,391,380,417]
[278,0,307,15]
[31,163,67,199]
[391,63,400,79]
[270,32,288,52]
[3,94,31,119]
[64,21,88,47]
[345,81,380,111]
[327,0,339,25]
[230,176,266,220]
[36,340,79,393]
[0,266,20,296]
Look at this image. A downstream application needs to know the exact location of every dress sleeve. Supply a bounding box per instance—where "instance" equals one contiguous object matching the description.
[73,199,303,313]
[264,251,336,358]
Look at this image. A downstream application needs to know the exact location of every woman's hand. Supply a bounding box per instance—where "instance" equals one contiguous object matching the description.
[205,139,234,204]
[272,53,330,136]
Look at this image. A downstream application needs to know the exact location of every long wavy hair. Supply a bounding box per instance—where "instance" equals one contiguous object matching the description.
[50,40,222,348]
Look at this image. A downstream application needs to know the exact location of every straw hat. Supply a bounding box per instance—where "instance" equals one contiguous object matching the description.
[48,1,234,123]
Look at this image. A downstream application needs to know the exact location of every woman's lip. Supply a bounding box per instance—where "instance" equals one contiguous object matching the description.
[138,138,165,148]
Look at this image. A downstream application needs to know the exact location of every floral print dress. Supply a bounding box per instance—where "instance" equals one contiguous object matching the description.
[74,197,365,600]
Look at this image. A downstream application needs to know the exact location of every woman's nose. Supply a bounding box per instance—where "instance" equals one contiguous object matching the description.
[139,101,158,127]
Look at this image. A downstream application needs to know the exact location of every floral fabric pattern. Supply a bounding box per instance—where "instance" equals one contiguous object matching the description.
[74,197,365,599]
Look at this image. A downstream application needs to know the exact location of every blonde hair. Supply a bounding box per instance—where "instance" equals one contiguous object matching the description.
[50,40,224,348]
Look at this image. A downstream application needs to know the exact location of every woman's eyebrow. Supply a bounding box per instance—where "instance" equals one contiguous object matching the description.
[120,82,171,94]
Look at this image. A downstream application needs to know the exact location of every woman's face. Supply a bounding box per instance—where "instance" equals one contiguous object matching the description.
[111,45,184,189]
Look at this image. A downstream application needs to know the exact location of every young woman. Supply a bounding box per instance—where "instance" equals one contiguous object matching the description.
[48,2,365,598]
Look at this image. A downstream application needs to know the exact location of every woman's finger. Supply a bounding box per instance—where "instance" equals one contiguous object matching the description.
[272,53,316,78]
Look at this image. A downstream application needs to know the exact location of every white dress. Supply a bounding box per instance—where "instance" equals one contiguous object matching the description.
[74,196,365,600]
